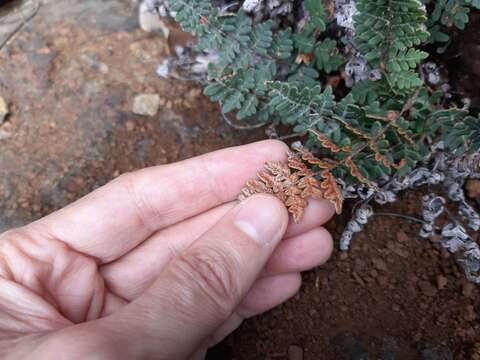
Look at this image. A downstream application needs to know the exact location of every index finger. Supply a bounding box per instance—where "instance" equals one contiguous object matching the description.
[31,140,289,263]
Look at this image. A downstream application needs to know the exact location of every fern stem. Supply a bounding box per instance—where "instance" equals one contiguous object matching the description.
[220,110,267,130]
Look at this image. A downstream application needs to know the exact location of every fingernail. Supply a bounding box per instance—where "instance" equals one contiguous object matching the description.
[234,195,286,246]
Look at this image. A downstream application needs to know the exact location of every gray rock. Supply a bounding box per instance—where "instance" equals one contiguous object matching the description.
[417,341,453,360]
[331,332,370,360]
[133,94,161,117]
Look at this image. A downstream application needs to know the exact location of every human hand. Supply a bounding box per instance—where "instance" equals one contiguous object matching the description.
[0,140,334,359]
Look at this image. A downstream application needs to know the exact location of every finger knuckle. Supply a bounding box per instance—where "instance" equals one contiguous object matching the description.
[115,171,160,232]
[174,247,240,316]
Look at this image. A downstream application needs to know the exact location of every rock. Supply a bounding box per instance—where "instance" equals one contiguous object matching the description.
[418,280,438,297]
[436,275,448,290]
[372,258,388,272]
[331,332,370,360]
[465,179,480,199]
[380,336,401,360]
[288,345,304,360]
[416,341,453,360]
[133,94,161,117]
[187,88,202,101]
[0,96,8,125]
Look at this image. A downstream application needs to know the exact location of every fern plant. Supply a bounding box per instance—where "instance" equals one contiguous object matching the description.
[154,0,480,282]
[165,0,479,189]
[354,0,430,90]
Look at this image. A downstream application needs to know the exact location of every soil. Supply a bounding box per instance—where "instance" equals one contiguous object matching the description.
[0,1,479,359]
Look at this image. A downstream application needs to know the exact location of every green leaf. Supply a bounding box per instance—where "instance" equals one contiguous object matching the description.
[237,95,258,119]
[271,29,293,59]
[222,91,244,113]
[386,49,429,73]
[351,81,379,104]
[314,39,343,73]
[387,71,424,90]
[304,0,327,31]
[203,83,225,97]
[293,32,316,53]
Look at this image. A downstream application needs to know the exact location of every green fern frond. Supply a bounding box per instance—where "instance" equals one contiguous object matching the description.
[355,0,429,90]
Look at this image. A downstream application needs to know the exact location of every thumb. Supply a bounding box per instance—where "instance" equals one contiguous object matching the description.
[113,194,288,359]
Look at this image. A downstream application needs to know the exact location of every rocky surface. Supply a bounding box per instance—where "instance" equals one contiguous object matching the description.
[0,0,262,231]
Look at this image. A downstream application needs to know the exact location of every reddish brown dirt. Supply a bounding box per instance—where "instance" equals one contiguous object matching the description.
[0,2,479,359]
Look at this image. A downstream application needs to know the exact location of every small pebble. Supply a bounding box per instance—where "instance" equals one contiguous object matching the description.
[372,258,388,272]
[133,94,161,117]
[187,88,202,101]
[436,275,448,290]
[418,280,438,297]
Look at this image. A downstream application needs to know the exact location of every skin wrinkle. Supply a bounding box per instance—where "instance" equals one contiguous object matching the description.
[84,275,105,322]
[0,252,13,280]
[50,255,95,323]
[1,238,54,297]
[0,231,107,324]
[0,307,55,334]
[171,247,239,320]
[0,279,71,333]
[199,156,230,207]
[157,163,223,227]
[119,172,161,237]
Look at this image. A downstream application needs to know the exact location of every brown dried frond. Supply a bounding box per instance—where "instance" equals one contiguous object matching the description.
[292,143,338,169]
[345,157,378,189]
[239,149,344,223]
[391,123,414,145]
[319,169,343,214]
[309,130,352,153]
[366,112,414,145]
[287,151,311,175]
[332,116,403,169]
[333,115,371,141]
